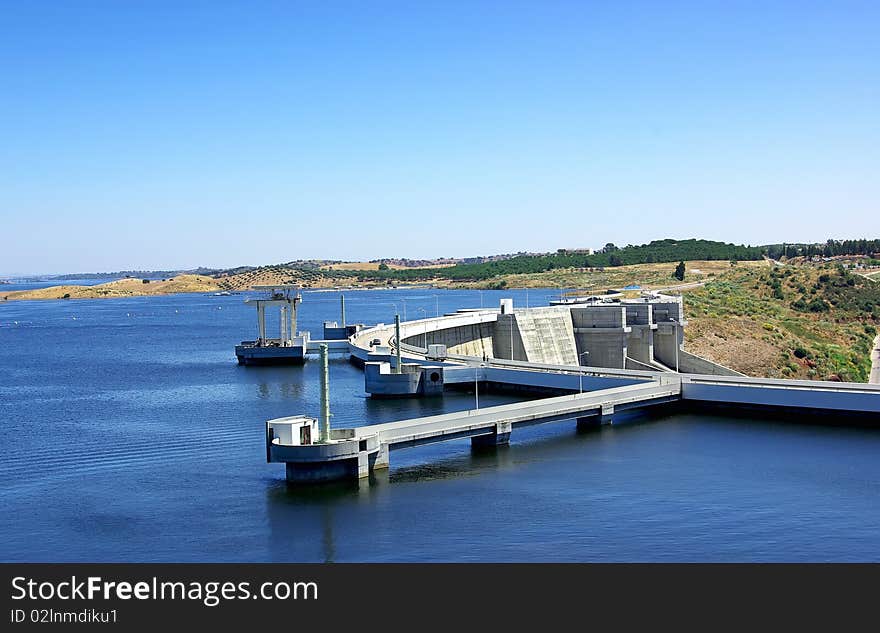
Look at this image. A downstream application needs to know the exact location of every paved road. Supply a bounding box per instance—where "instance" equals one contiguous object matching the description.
[871,335,880,385]
[654,280,706,293]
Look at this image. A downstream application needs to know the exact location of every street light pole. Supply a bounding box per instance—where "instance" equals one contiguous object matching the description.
[578,351,590,393]
[509,313,514,360]
[394,314,402,374]
[474,365,480,409]
[433,294,439,317]
[418,307,427,350]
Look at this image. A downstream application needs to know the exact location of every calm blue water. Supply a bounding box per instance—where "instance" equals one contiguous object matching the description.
[1,288,879,562]
[1,278,122,292]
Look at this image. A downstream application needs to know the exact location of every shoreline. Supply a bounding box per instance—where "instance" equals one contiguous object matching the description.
[1,279,447,302]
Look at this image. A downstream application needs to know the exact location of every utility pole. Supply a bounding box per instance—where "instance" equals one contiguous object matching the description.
[340,294,346,328]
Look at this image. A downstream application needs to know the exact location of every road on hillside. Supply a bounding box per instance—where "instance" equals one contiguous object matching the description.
[653,280,707,293]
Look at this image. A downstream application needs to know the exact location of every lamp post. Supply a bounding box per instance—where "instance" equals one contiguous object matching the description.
[418,307,427,350]
[400,297,407,321]
[394,314,402,374]
[388,303,398,322]
[432,294,439,317]
[475,366,479,409]
[578,351,590,393]
[474,363,485,409]
[509,313,514,360]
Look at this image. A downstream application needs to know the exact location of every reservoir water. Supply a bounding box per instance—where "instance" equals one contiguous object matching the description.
[1,288,879,562]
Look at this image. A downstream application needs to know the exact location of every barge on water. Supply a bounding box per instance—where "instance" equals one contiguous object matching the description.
[235,288,363,365]
[235,285,305,365]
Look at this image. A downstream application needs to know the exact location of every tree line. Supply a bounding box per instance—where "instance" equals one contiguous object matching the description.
[315,237,880,283]
[349,239,765,282]
[765,239,880,260]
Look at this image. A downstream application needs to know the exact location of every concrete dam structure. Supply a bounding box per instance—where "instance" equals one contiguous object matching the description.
[259,294,880,484]
[397,294,735,376]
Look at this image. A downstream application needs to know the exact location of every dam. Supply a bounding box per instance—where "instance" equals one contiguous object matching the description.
[260,293,880,484]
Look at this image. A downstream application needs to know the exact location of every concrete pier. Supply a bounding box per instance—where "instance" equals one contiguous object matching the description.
[267,379,681,483]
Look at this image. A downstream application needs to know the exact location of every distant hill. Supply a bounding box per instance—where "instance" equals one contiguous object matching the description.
[347,239,766,282]
[2,275,220,301]
[45,267,221,281]
[34,237,880,286]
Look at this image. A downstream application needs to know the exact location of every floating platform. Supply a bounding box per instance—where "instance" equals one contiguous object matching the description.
[235,339,306,365]
[235,285,303,366]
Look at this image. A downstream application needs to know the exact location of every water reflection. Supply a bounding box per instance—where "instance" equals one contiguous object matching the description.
[264,476,373,562]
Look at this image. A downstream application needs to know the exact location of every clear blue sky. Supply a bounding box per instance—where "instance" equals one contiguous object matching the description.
[1,1,878,274]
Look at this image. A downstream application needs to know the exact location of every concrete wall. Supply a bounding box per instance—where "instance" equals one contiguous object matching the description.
[399,314,497,359]
[681,375,880,412]
[482,366,645,393]
[677,349,744,376]
[571,306,630,369]
[652,322,682,370]
[652,300,684,324]
[416,322,496,358]
[495,308,578,366]
[364,362,446,397]
[623,303,652,326]
[571,305,626,328]
[626,326,655,365]
[491,313,526,361]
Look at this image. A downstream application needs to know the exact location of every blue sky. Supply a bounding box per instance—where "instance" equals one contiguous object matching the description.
[1,1,878,274]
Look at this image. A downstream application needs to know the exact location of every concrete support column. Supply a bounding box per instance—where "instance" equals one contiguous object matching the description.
[373,443,390,470]
[576,404,614,430]
[290,299,297,341]
[258,303,266,344]
[471,420,512,449]
[319,344,331,443]
[280,305,288,346]
[357,452,371,478]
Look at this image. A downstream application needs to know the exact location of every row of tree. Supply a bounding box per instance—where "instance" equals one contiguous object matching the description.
[765,239,880,260]
[351,239,764,282]
[314,237,880,283]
